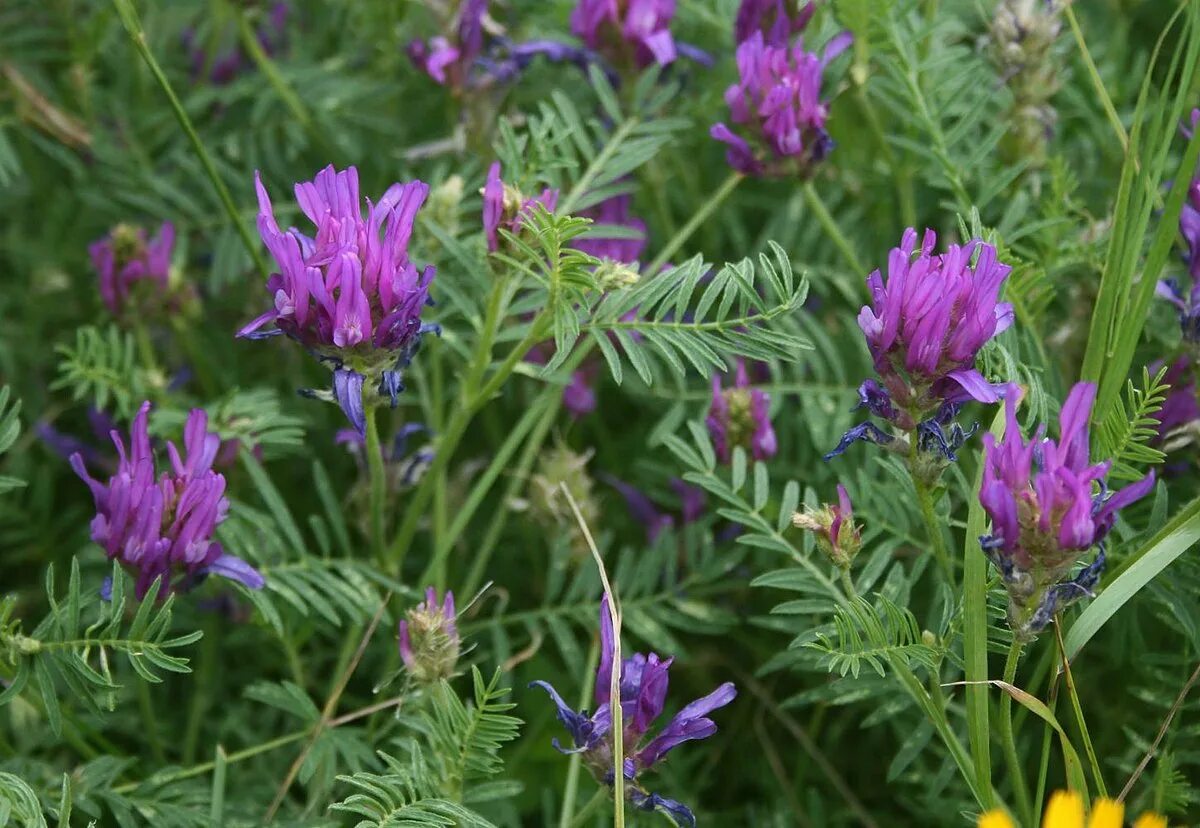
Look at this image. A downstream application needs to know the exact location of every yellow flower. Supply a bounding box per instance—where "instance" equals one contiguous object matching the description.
[977,791,1168,828]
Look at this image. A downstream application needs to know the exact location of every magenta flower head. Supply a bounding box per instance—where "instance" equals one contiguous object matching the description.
[407,0,487,89]
[531,595,735,827]
[239,165,439,435]
[572,0,678,68]
[69,402,264,600]
[827,228,1014,462]
[706,359,777,464]
[793,484,861,568]
[710,29,850,177]
[409,0,590,91]
[734,0,815,46]
[88,222,175,317]
[979,383,1155,639]
[398,586,460,683]
[481,161,560,253]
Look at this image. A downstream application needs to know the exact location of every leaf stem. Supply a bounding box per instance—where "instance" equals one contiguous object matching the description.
[645,172,742,275]
[391,314,551,576]
[908,445,953,583]
[1055,623,1106,797]
[136,678,166,765]
[802,181,864,276]
[999,638,1033,826]
[110,0,267,278]
[559,640,601,828]
[363,405,387,565]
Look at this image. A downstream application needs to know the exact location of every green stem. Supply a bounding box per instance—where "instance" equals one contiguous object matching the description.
[908,446,953,582]
[1063,5,1127,153]
[1057,627,1106,797]
[438,392,556,581]
[136,678,166,765]
[645,172,742,275]
[234,9,332,158]
[559,119,642,216]
[182,617,218,765]
[1000,638,1033,826]
[391,314,551,574]
[839,568,856,599]
[364,406,387,565]
[559,640,601,828]
[115,730,307,794]
[802,181,864,276]
[568,788,608,828]
[110,0,268,278]
[459,346,592,598]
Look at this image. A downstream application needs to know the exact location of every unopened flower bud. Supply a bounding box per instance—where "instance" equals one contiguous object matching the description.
[793,484,861,568]
[594,259,641,291]
[398,587,460,683]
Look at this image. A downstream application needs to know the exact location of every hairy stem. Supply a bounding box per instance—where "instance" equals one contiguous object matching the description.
[645,172,742,275]
[908,445,953,582]
[559,640,601,828]
[802,181,865,276]
[391,313,551,575]
[1000,638,1033,826]
[110,0,268,278]
[364,406,388,564]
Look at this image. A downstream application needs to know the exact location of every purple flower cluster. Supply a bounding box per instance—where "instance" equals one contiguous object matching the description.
[409,0,589,91]
[572,0,679,68]
[482,162,560,253]
[532,596,736,827]
[605,476,707,543]
[70,402,263,600]
[828,228,1014,461]
[734,0,815,47]
[711,29,850,177]
[399,587,461,683]
[706,360,777,463]
[239,165,439,434]
[88,222,175,317]
[979,383,1155,638]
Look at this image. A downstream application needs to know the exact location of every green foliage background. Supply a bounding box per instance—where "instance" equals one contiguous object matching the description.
[1,0,1200,826]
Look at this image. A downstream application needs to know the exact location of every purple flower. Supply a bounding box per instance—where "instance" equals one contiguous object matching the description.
[979,383,1155,638]
[531,596,735,827]
[69,402,263,600]
[239,165,439,433]
[734,0,815,46]
[706,359,777,464]
[398,586,460,683]
[408,0,486,89]
[572,194,648,264]
[671,478,707,523]
[828,228,1013,460]
[88,222,175,316]
[605,476,708,543]
[409,0,589,90]
[563,370,599,417]
[710,29,850,177]
[482,161,560,253]
[571,0,705,69]
[792,483,861,568]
